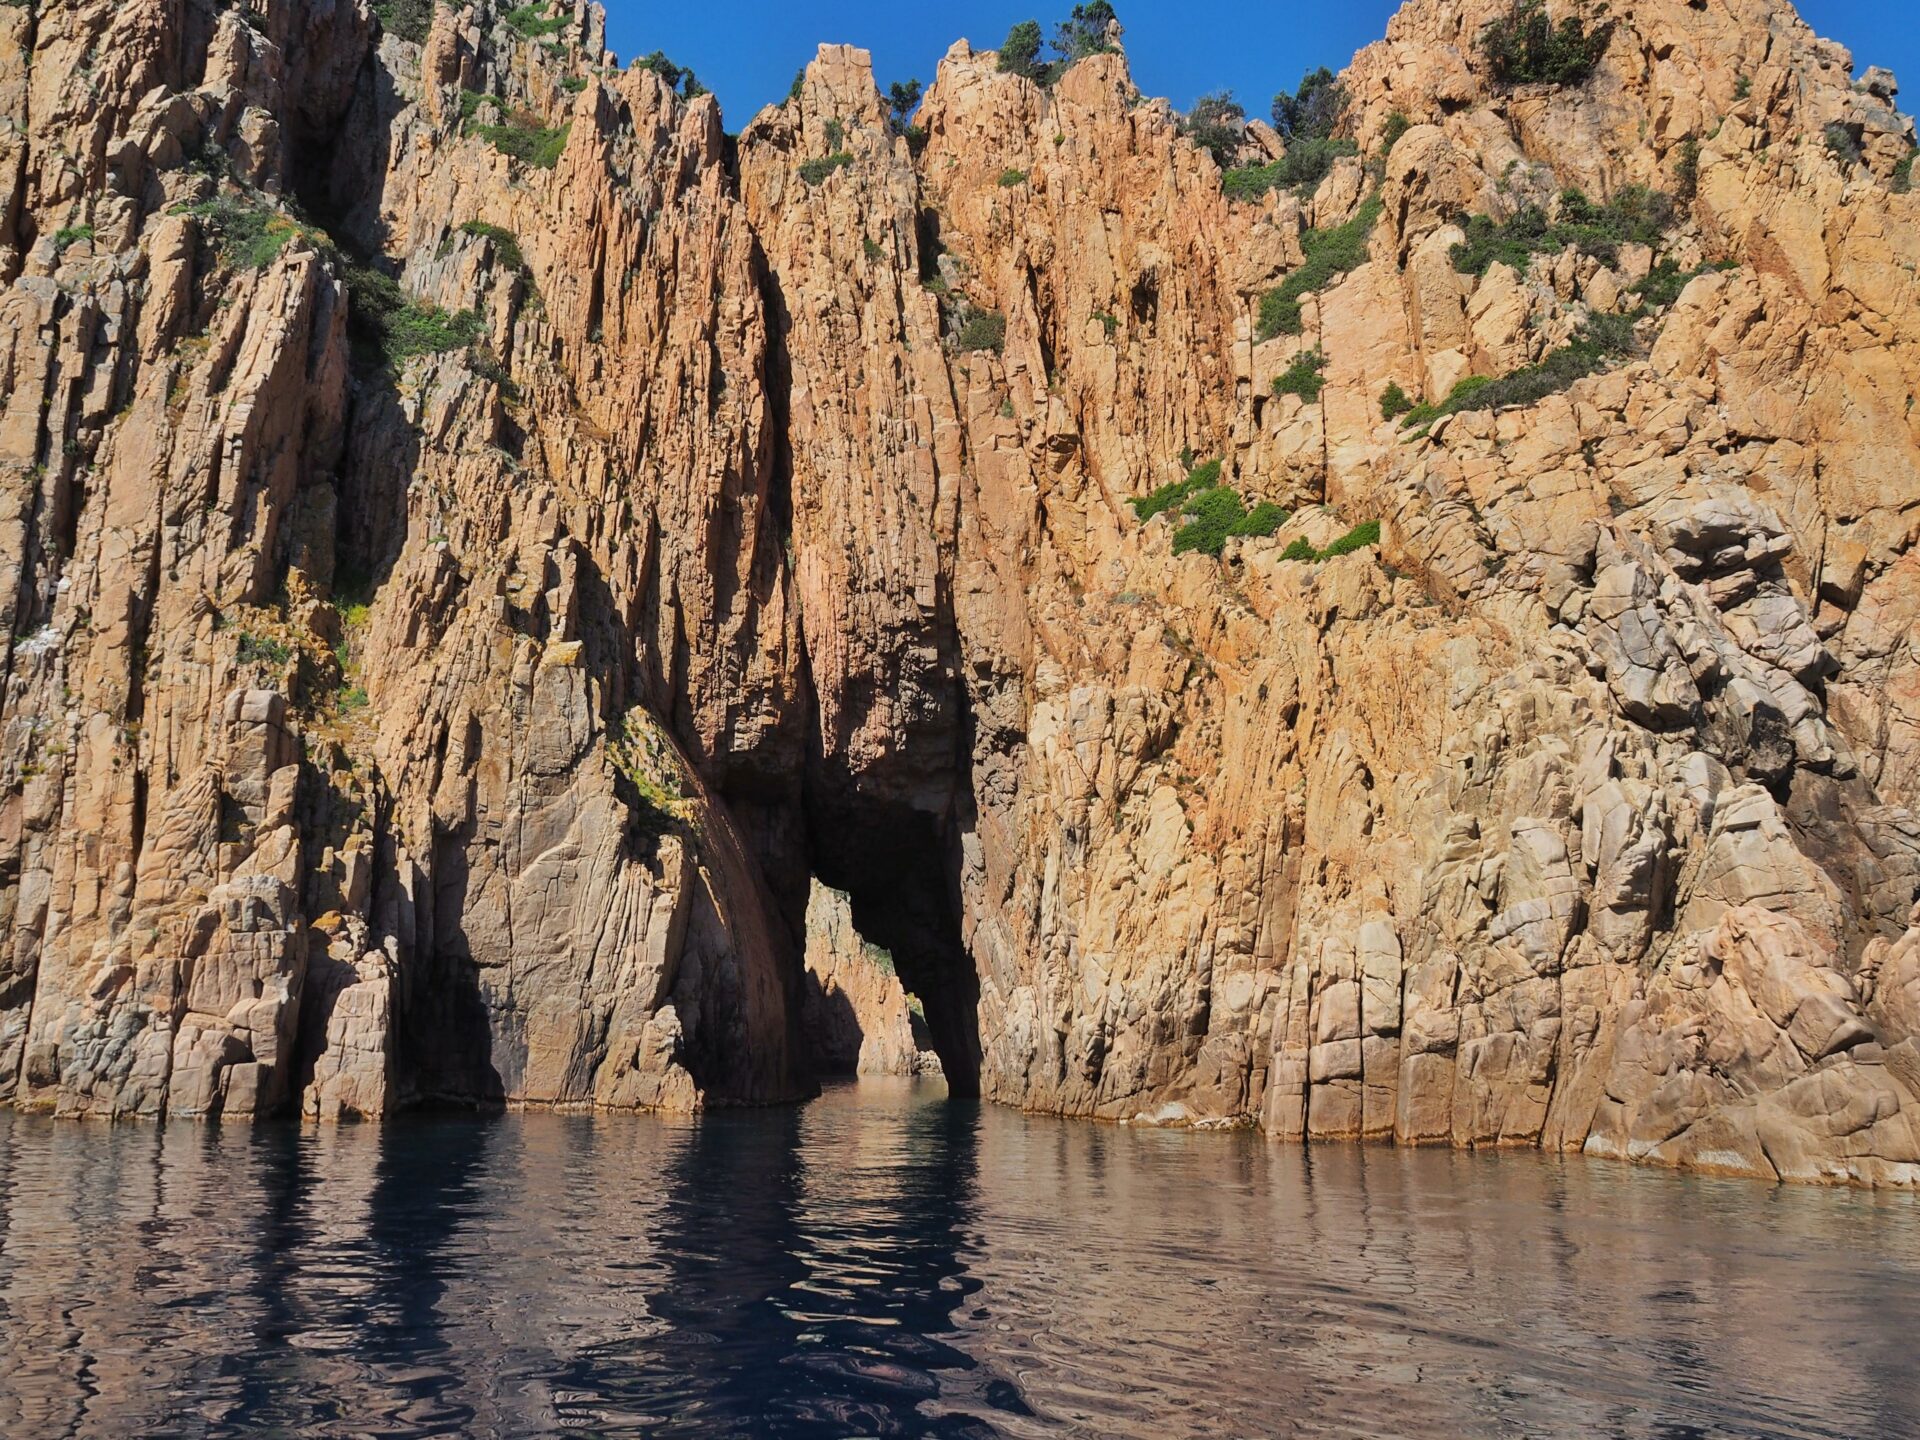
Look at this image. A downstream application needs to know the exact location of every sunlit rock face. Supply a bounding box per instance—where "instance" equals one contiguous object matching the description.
[2,0,1919,1185]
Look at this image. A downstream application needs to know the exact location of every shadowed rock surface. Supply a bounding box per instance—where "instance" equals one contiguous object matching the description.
[1,0,1919,1185]
[799,880,941,1078]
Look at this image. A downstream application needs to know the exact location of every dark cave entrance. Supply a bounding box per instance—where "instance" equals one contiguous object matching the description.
[804,791,983,1097]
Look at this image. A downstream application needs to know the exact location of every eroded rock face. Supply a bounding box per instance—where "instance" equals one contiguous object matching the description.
[0,0,806,1119]
[1,0,1917,1185]
[799,881,940,1079]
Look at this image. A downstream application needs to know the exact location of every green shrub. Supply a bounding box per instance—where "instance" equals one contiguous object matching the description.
[560,76,587,94]
[1450,185,1675,276]
[799,151,854,184]
[1824,122,1863,167]
[505,3,565,39]
[477,118,569,168]
[459,89,490,125]
[1221,161,1284,204]
[863,235,884,262]
[187,134,231,181]
[1184,90,1246,166]
[1733,74,1752,101]
[1319,519,1381,558]
[1053,1,1118,65]
[237,632,291,667]
[823,118,845,149]
[379,301,482,361]
[339,686,370,713]
[346,265,483,368]
[1479,0,1614,87]
[1674,137,1700,201]
[1634,257,1736,305]
[1399,313,1636,427]
[1255,193,1382,340]
[1130,457,1221,520]
[999,168,1029,187]
[1378,112,1411,159]
[1273,348,1327,402]
[1380,381,1414,420]
[1278,520,1380,563]
[1171,485,1290,557]
[1257,290,1303,340]
[1403,374,1492,427]
[372,0,433,43]
[1370,112,1412,179]
[1221,136,1360,202]
[609,709,690,837]
[1449,204,1552,276]
[1093,310,1118,336]
[459,220,525,271]
[1237,501,1288,538]
[789,69,807,103]
[628,54,700,96]
[1559,187,1676,258]
[1446,374,1500,406]
[886,79,922,131]
[1559,305,1635,359]
[1628,258,1684,308]
[1895,149,1916,194]
[1173,484,1242,554]
[956,309,1007,353]
[53,223,95,252]
[999,20,1046,79]
[999,5,1118,86]
[1270,66,1345,140]
[183,196,301,269]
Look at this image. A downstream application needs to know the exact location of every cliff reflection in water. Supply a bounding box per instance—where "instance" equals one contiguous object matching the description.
[0,1081,1916,1437]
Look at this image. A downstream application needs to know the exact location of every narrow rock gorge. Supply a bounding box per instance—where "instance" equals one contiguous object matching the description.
[3,0,1919,1187]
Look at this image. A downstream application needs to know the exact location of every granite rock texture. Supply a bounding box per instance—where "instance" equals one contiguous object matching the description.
[799,881,940,1079]
[1,0,1917,1184]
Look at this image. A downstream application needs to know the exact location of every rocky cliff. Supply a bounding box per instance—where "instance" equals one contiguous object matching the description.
[2,0,1918,1186]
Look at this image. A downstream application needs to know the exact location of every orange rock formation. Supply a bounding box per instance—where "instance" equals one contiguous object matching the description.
[3,0,1918,1185]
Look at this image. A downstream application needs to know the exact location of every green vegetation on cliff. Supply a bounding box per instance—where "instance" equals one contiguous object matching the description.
[1273,349,1327,403]
[998,3,1120,86]
[1129,458,1286,557]
[1450,186,1675,277]
[1479,0,1614,87]
[1172,486,1287,556]
[347,266,484,369]
[1400,312,1638,429]
[1256,194,1383,339]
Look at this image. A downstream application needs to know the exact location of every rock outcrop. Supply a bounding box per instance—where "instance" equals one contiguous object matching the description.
[0,0,1917,1186]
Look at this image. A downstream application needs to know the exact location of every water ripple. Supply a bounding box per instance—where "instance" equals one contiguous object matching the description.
[0,1081,1915,1437]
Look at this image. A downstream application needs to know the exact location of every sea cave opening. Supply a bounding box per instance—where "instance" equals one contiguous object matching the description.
[802,792,983,1098]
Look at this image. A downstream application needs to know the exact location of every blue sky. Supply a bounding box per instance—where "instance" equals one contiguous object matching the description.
[600,1,1917,132]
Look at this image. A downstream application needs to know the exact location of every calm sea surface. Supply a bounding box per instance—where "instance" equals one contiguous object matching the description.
[0,1079,1914,1438]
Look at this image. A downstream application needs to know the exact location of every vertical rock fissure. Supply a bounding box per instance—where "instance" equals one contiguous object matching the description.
[745,135,985,1093]
[794,654,983,1096]
[801,794,984,1097]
